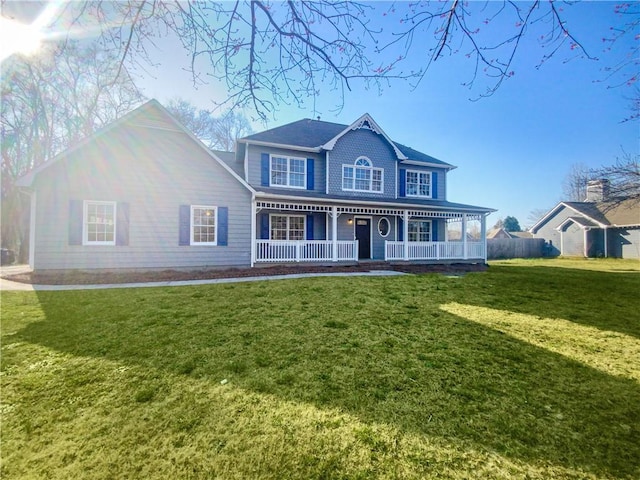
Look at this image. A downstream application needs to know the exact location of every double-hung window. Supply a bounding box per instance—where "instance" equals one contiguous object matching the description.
[408,220,431,242]
[342,157,383,193]
[270,215,305,240]
[84,201,116,245]
[191,206,217,245]
[406,170,432,197]
[270,156,306,188]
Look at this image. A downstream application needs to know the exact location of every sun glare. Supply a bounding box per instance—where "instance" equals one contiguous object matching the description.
[0,17,44,61]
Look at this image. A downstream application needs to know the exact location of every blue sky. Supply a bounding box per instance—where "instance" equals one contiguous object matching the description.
[136,1,638,229]
[7,1,637,228]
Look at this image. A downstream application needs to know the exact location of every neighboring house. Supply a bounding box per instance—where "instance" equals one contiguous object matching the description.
[529,180,640,258]
[487,228,512,239]
[16,100,495,271]
[486,228,532,239]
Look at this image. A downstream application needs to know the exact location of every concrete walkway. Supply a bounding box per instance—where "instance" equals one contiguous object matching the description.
[0,265,406,292]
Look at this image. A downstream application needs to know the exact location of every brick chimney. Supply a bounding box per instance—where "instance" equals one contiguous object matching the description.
[585,179,610,203]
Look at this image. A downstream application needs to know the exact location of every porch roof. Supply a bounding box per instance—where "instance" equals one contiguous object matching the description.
[255,189,495,217]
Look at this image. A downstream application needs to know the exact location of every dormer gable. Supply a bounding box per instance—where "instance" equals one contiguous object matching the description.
[321,113,407,161]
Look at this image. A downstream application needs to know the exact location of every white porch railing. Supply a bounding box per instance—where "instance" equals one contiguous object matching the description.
[385,241,485,261]
[255,240,358,263]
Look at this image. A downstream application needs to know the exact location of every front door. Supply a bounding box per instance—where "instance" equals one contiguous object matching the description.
[355,218,371,259]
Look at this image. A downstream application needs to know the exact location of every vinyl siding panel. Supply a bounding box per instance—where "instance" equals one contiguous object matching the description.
[561,223,584,256]
[610,227,640,259]
[32,125,252,271]
[531,206,578,256]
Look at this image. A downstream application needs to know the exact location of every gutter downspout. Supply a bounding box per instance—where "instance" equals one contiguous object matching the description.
[29,191,36,269]
[603,227,608,258]
[250,195,256,267]
[481,213,488,262]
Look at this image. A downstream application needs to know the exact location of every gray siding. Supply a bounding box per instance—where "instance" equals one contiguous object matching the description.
[610,227,640,259]
[532,206,576,256]
[246,144,325,193]
[561,223,584,256]
[32,125,252,271]
[327,129,398,198]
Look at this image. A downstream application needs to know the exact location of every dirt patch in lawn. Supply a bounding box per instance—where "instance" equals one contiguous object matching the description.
[2,263,487,285]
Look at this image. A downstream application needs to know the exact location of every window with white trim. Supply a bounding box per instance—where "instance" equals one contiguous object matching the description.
[191,206,217,245]
[406,170,432,197]
[342,157,383,193]
[378,217,390,237]
[270,215,305,240]
[408,220,431,242]
[84,201,116,245]
[270,155,306,188]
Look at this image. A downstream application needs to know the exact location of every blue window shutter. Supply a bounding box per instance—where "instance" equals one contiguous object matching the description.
[69,199,83,245]
[261,153,270,186]
[431,172,438,199]
[179,205,190,245]
[306,214,314,240]
[116,202,130,246]
[260,214,270,239]
[218,207,228,246]
[306,158,314,190]
[398,217,404,242]
[399,168,406,197]
[432,220,438,242]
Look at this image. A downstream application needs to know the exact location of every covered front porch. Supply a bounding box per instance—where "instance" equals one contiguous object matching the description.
[251,199,488,266]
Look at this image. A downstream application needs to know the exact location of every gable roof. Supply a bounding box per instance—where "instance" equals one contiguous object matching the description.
[240,114,455,169]
[486,227,514,239]
[16,100,254,193]
[321,113,407,160]
[530,198,640,233]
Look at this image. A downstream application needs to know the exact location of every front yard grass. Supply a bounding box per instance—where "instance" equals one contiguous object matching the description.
[1,259,639,479]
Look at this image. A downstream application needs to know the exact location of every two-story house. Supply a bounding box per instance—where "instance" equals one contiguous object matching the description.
[16,100,494,272]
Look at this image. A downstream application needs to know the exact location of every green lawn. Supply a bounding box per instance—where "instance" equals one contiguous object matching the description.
[2,259,639,479]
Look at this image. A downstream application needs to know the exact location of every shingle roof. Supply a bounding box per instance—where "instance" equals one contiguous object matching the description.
[564,216,599,228]
[212,150,243,176]
[563,202,610,225]
[531,198,640,233]
[240,117,453,168]
[565,199,640,227]
[598,199,640,226]
[242,118,345,148]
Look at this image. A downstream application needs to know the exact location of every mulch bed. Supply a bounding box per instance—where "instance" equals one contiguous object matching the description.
[2,262,487,286]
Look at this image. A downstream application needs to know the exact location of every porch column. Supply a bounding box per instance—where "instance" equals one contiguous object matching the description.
[583,228,589,258]
[331,206,338,262]
[481,213,487,262]
[403,210,409,261]
[462,214,468,259]
[604,227,608,258]
[250,198,257,267]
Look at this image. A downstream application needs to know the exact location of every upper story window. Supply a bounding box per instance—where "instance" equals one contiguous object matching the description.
[406,170,432,198]
[84,200,116,245]
[342,157,383,193]
[271,155,306,189]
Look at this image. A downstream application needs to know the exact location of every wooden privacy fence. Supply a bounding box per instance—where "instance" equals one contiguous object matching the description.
[487,238,545,259]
